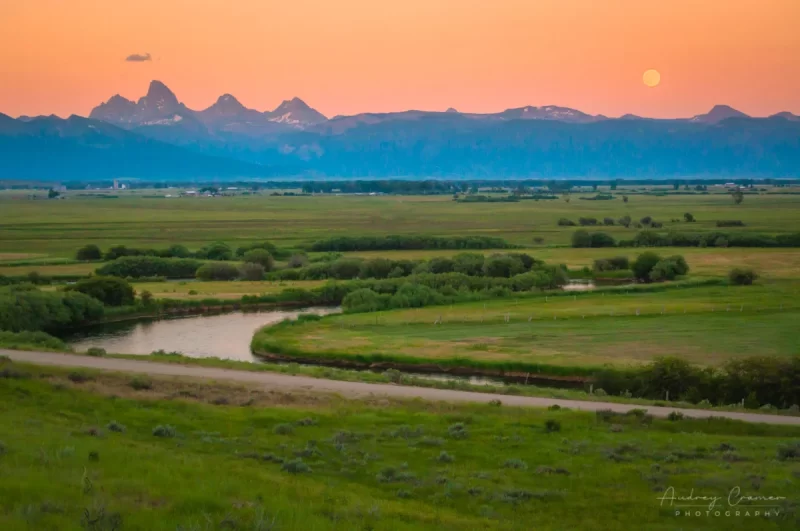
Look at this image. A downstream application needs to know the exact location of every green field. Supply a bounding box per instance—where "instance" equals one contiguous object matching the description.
[2,192,800,257]
[1,360,798,530]
[254,281,800,369]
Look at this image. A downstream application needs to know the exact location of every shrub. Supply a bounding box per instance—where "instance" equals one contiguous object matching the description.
[776,442,800,461]
[273,423,294,435]
[242,249,274,270]
[683,213,695,222]
[447,423,469,439]
[544,420,561,432]
[129,376,153,390]
[238,262,266,281]
[196,262,240,281]
[106,421,126,433]
[632,252,662,282]
[288,253,310,268]
[86,347,106,357]
[649,255,689,282]
[603,217,615,226]
[437,451,455,463]
[68,371,92,383]
[728,268,758,285]
[640,216,653,226]
[75,244,102,261]
[281,458,311,474]
[618,215,632,227]
[593,256,629,272]
[503,459,528,470]
[66,276,135,306]
[152,425,177,438]
[578,217,598,226]
[557,218,576,226]
[667,411,685,421]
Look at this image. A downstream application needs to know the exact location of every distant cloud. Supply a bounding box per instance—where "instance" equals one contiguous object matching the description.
[125,53,152,62]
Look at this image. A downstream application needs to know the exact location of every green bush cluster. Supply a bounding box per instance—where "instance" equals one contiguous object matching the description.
[631,253,689,282]
[65,276,135,306]
[592,257,629,272]
[339,268,569,312]
[620,230,800,248]
[594,356,800,408]
[271,252,552,282]
[0,286,104,332]
[571,230,616,248]
[96,257,203,279]
[309,235,517,252]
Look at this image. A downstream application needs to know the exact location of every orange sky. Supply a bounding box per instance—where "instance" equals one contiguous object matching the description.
[1,0,798,119]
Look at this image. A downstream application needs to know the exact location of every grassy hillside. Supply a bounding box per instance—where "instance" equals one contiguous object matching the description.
[0,360,797,530]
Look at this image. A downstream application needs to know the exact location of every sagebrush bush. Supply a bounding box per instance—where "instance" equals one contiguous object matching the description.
[152,425,176,438]
[502,458,528,470]
[273,423,294,435]
[129,376,153,390]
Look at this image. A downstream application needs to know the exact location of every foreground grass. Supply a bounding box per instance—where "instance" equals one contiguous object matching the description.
[0,361,798,530]
[254,281,800,369]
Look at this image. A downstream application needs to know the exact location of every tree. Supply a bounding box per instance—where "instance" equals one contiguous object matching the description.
[571,230,593,248]
[618,215,632,227]
[242,249,274,271]
[359,258,395,279]
[48,188,60,199]
[329,259,363,280]
[632,252,662,282]
[729,268,758,285]
[75,244,102,261]
[640,216,653,226]
[649,255,689,282]
[452,253,485,276]
[140,290,154,306]
[483,254,525,278]
[239,262,265,281]
[166,244,192,258]
[67,276,135,306]
[683,212,695,223]
[288,253,309,268]
[428,257,455,274]
[196,262,240,281]
[198,242,233,261]
[732,190,744,205]
[622,195,629,203]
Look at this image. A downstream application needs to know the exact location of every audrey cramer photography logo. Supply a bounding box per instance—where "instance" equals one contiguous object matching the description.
[658,486,786,518]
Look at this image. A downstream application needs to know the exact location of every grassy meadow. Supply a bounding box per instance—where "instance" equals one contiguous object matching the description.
[254,281,800,369]
[1,360,798,530]
[2,191,800,257]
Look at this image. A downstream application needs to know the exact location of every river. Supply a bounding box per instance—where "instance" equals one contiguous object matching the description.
[67,307,339,363]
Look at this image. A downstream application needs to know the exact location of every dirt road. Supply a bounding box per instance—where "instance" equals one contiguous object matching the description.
[4,349,799,426]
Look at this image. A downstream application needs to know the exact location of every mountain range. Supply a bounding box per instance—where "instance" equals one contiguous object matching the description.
[2,80,799,180]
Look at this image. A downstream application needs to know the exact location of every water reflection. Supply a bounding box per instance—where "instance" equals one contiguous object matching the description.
[68,307,339,362]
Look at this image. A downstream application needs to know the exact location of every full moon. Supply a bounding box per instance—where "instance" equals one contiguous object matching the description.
[643,69,661,87]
